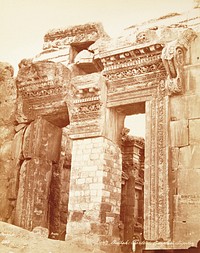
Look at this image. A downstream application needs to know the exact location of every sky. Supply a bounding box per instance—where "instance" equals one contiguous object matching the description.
[0,0,195,137]
[0,0,194,74]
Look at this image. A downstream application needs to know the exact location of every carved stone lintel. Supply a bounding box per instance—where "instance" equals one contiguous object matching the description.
[16,60,71,127]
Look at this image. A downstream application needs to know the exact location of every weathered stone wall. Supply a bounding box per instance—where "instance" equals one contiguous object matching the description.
[67,137,122,252]
[169,33,200,247]
[0,62,16,221]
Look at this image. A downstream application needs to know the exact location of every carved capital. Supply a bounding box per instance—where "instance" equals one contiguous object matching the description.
[161,28,197,95]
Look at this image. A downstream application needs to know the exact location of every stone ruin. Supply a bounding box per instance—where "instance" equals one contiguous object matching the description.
[0,6,200,253]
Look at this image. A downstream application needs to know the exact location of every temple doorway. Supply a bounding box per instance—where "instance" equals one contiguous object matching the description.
[119,106,145,253]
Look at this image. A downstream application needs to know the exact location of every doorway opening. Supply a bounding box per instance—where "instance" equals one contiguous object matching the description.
[119,103,145,253]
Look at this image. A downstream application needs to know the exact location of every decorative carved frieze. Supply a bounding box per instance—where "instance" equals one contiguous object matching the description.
[96,27,196,101]
[97,41,168,107]
[68,73,107,138]
[70,101,102,122]
[101,44,164,73]
[16,60,71,127]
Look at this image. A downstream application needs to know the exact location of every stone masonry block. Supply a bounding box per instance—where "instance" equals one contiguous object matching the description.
[186,95,200,119]
[89,183,104,190]
[170,96,187,121]
[170,147,179,169]
[15,158,52,230]
[11,128,25,160]
[90,153,100,160]
[179,145,200,169]
[102,190,110,197]
[92,137,103,144]
[185,65,200,94]
[23,118,62,162]
[170,120,188,147]
[177,168,200,195]
[76,178,85,184]
[83,138,92,144]
[189,119,200,145]
[83,154,90,161]
[173,221,200,246]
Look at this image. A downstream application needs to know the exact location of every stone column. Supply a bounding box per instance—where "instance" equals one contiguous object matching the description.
[14,117,62,231]
[66,73,124,252]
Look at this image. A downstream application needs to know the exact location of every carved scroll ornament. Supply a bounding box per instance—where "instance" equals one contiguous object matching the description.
[161,28,197,95]
[161,42,185,94]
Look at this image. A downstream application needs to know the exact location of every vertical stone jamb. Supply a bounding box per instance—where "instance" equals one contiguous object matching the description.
[144,82,171,246]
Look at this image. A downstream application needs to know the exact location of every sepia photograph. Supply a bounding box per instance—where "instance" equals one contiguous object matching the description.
[0,0,200,252]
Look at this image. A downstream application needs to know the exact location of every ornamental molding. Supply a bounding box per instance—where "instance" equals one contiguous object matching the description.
[70,73,102,100]
[101,43,164,78]
[16,60,70,126]
[68,73,107,138]
[94,27,197,98]
[16,60,70,101]
[70,101,102,122]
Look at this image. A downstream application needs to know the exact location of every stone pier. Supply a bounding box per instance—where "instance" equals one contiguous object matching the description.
[67,137,122,252]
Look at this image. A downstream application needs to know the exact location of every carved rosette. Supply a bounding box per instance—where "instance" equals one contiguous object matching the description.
[68,73,107,139]
[16,60,71,127]
[161,28,197,95]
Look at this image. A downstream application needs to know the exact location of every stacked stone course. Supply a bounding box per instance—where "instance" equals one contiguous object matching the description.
[67,137,122,252]
[169,33,200,246]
